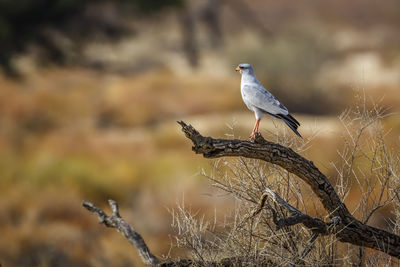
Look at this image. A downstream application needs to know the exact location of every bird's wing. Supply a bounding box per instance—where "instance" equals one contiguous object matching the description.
[243,84,289,115]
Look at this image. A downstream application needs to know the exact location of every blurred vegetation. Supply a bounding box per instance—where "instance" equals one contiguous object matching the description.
[0,0,400,266]
[0,0,183,74]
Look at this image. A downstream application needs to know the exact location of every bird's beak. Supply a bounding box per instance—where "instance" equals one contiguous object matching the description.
[235,67,242,72]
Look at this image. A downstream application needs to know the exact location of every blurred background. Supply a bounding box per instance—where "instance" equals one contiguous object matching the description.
[0,0,400,266]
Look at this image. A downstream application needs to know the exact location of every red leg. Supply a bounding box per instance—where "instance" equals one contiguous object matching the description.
[255,119,260,133]
[249,119,260,140]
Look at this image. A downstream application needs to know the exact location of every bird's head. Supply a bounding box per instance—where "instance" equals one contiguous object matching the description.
[235,63,253,74]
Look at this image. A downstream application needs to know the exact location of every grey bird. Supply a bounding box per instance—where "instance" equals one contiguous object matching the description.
[236,63,302,139]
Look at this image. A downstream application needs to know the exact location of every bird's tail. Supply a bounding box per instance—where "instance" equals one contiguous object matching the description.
[276,113,302,138]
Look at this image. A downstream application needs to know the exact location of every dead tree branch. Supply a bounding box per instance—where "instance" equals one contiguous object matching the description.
[252,187,341,235]
[82,200,160,266]
[82,199,276,266]
[249,186,341,265]
[178,121,400,258]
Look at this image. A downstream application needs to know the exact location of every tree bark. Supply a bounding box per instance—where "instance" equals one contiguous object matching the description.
[178,121,400,258]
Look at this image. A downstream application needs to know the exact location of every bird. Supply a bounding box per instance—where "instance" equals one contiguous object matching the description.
[236,63,302,140]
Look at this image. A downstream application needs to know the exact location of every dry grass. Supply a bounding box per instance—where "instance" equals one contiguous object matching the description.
[171,132,337,265]
[170,98,400,266]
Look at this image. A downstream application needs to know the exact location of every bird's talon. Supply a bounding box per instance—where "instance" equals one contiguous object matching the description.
[249,133,256,141]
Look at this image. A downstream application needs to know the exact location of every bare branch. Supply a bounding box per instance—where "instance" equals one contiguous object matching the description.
[253,187,339,235]
[250,187,341,265]
[299,233,319,260]
[178,121,400,258]
[82,200,160,266]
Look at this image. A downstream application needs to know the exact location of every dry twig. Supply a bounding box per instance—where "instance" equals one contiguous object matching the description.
[82,200,160,266]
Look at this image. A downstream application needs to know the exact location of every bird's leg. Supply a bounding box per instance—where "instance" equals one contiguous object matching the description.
[255,119,260,132]
[249,119,260,140]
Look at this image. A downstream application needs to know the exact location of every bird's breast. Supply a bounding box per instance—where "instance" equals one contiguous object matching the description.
[240,85,255,111]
